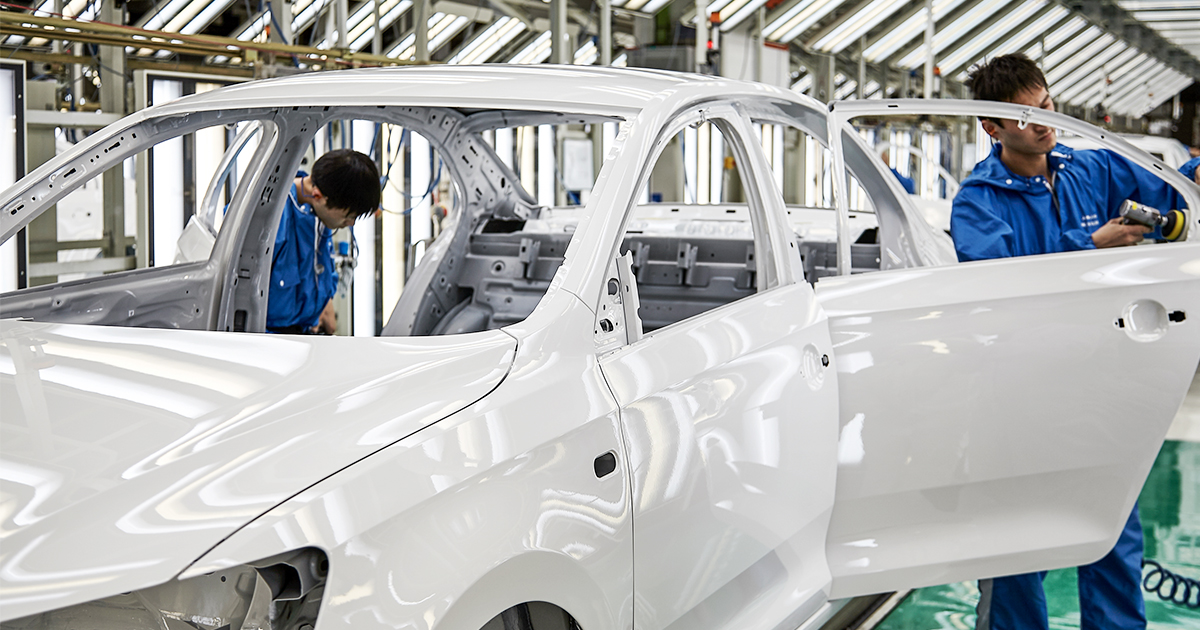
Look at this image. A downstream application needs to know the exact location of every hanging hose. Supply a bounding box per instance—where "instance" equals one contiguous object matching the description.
[1142,560,1200,608]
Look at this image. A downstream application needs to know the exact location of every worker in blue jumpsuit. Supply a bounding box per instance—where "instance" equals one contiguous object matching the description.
[1181,155,1199,184]
[878,143,917,194]
[952,54,1185,630]
[268,149,380,334]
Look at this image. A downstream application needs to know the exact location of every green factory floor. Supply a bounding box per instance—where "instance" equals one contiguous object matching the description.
[877,372,1200,630]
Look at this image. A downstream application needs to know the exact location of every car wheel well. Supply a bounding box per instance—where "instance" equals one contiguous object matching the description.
[480,602,582,630]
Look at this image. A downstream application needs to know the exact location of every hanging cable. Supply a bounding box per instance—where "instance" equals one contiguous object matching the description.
[377,127,443,215]
[1142,560,1200,609]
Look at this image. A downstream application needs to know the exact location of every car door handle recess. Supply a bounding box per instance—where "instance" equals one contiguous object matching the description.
[1115,300,1176,343]
[594,452,617,478]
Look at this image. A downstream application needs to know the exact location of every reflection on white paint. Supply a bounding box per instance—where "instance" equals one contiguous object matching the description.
[40,365,215,419]
[0,460,63,527]
[844,538,878,548]
[837,351,874,374]
[328,581,375,606]
[973,334,998,346]
[45,325,312,376]
[838,413,865,466]
[1081,256,1165,286]
[0,532,160,583]
[917,340,950,355]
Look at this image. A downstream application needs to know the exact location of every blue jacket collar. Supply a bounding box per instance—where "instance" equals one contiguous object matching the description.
[964,142,1076,191]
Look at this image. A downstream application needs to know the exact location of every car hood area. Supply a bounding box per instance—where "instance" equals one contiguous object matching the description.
[0,320,516,620]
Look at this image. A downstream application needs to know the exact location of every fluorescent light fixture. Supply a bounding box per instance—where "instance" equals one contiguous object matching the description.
[1045,33,1115,86]
[613,52,628,67]
[1130,10,1200,21]
[765,0,846,44]
[1057,46,1138,104]
[388,13,469,59]
[1080,52,1152,108]
[894,0,1012,68]
[791,74,814,94]
[813,0,907,53]
[347,0,413,51]
[510,31,553,64]
[862,0,967,62]
[1104,60,1170,111]
[1108,66,1176,115]
[1044,16,1087,51]
[575,40,598,65]
[180,0,237,35]
[936,1,1046,74]
[140,0,192,30]
[1049,39,1124,98]
[834,79,858,100]
[449,16,526,64]
[323,0,412,50]
[1042,25,1101,70]
[948,5,1066,75]
[721,0,771,32]
[1119,0,1200,8]
[14,0,94,46]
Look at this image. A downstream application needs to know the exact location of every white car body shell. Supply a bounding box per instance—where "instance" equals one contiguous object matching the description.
[2,66,1200,630]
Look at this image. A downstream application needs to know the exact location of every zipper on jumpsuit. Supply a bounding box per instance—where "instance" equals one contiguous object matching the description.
[1043,171,1060,224]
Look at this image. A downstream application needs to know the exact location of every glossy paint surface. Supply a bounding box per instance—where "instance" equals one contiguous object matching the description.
[2,66,1198,630]
[817,243,1200,598]
[601,284,837,630]
[185,296,634,630]
[0,322,515,618]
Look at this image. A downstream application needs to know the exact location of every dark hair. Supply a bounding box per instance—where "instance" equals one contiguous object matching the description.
[311,149,381,220]
[966,53,1047,103]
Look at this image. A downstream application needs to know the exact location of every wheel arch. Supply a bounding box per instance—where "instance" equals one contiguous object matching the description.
[435,550,619,630]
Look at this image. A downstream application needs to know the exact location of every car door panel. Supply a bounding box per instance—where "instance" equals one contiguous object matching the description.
[600,285,837,630]
[817,244,1200,598]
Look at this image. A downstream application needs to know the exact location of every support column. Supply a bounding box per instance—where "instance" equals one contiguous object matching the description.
[599,0,612,66]
[755,7,764,81]
[373,0,382,55]
[695,0,707,74]
[551,0,569,65]
[100,0,126,261]
[335,0,349,49]
[268,0,293,44]
[815,53,834,104]
[857,36,866,99]
[923,0,934,99]
[415,0,430,61]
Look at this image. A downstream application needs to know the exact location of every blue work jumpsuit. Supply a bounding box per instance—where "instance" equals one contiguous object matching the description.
[952,142,1183,630]
[266,180,338,333]
[1180,155,1199,183]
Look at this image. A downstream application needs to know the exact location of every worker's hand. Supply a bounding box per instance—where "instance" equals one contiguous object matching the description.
[315,300,337,335]
[1092,218,1150,248]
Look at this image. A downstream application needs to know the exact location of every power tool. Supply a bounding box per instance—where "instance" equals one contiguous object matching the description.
[1119,200,1189,241]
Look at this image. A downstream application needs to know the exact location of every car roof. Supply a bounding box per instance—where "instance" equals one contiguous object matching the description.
[156,64,723,118]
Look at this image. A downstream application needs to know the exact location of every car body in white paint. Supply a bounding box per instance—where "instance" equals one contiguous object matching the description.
[1059,132,1192,170]
[2,66,1199,630]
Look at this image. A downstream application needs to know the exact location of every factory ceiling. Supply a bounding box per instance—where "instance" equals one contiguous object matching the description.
[2,0,1197,117]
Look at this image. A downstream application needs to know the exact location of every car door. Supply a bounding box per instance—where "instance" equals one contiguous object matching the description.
[595,106,839,630]
[819,99,1200,599]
